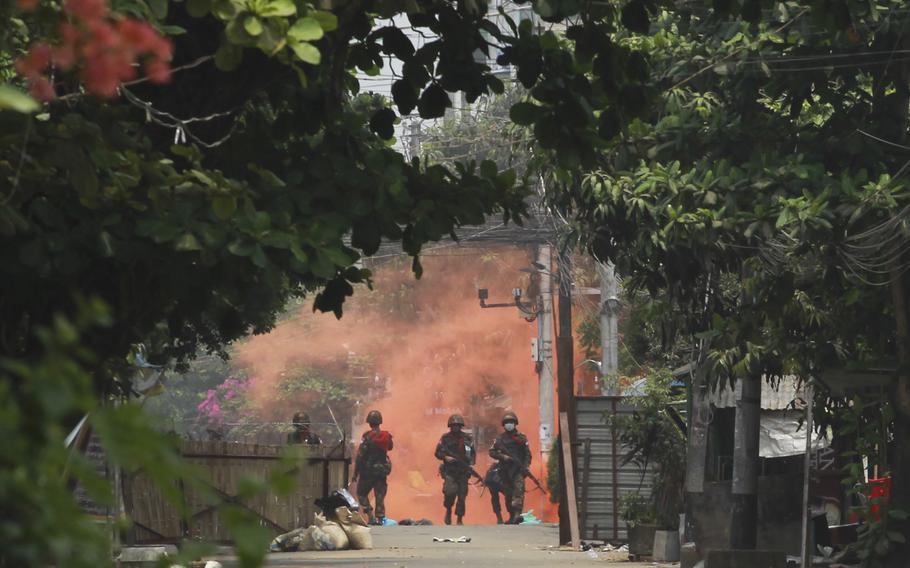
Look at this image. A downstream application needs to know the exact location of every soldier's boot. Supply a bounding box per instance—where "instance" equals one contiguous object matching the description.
[444,508,452,525]
[456,516,463,525]
[494,512,504,524]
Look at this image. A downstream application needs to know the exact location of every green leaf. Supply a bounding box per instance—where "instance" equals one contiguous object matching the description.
[215,42,244,71]
[369,108,397,140]
[310,10,338,31]
[509,102,539,125]
[186,0,211,17]
[259,0,296,16]
[244,15,263,36]
[149,0,168,18]
[417,84,451,119]
[175,233,202,251]
[288,17,323,41]
[621,0,650,34]
[392,80,418,115]
[213,196,237,220]
[291,41,321,64]
[0,85,40,113]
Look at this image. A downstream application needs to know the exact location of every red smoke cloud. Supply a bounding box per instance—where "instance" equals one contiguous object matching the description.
[236,247,557,524]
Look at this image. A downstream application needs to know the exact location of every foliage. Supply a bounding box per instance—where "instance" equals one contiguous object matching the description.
[618,492,658,528]
[532,3,910,562]
[608,368,685,529]
[834,396,908,567]
[421,86,534,175]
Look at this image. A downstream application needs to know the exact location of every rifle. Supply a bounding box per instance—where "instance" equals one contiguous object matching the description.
[441,449,486,487]
[496,444,548,494]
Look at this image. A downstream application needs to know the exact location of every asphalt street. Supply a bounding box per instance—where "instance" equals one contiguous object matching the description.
[211,523,663,567]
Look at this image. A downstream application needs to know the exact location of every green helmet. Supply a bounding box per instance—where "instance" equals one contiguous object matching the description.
[502,412,518,425]
[447,414,465,427]
[366,410,383,425]
[293,412,310,426]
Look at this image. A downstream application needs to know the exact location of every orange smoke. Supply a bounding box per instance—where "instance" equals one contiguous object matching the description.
[236,247,557,524]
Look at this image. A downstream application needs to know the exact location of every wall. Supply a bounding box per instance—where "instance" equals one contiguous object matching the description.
[693,473,804,555]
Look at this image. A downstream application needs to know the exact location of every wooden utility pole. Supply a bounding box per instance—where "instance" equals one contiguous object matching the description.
[560,412,581,550]
[556,246,577,545]
[730,374,761,549]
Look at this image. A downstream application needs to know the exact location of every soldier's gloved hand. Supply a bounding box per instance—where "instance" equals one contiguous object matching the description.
[444,456,456,463]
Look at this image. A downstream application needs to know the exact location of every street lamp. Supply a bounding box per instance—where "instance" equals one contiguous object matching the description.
[477,287,540,321]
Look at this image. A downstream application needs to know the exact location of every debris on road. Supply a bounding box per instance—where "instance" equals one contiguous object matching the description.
[399,518,434,525]
[432,536,472,543]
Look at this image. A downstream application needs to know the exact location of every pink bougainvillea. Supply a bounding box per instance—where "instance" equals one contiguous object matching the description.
[197,377,251,427]
[16,0,173,100]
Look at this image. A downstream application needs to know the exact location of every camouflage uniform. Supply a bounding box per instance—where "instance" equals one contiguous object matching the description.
[484,462,507,524]
[434,430,476,522]
[354,428,393,523]
[489,428,531,522]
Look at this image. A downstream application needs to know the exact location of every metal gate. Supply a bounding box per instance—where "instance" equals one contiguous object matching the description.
[574,396,654,543]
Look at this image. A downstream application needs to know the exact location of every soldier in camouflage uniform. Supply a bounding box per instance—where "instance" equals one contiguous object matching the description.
[352,410,393,525]
[434,414,476,525]
[489,411,531,524]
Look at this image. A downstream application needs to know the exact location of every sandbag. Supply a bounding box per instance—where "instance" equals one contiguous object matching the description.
[309,525,337,551]
[345,524,373,550]
[299,527,317,551]
[312,512,349,550]
[271,527,306,552]
[322,522,349,550]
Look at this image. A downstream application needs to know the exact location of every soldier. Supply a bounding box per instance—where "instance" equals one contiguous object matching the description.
[484,462,507,524]
[489,411,531,524]
[434,414,476,525]
[286,412,321,445]
[352,410,393,525]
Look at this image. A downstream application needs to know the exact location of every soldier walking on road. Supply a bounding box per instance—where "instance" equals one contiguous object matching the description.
[489,411,531,524]
[434,414,476,525]
[352,410,393,525]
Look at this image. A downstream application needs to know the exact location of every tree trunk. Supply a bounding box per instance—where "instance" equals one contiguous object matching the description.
[730,374,761,550]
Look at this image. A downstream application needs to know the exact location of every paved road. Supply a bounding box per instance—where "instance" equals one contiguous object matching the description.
[211,524,658,567]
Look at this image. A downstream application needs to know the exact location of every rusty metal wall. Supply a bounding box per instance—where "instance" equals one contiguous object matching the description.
[574,396,654,543]
[123,440,349,544]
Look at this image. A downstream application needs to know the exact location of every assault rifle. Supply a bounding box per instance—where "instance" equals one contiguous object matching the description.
[441,449,486,487]
[496,445,548,494]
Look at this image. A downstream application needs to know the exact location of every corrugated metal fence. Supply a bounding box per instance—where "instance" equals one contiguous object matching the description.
[575,396,654,543]
[124,441,349,544]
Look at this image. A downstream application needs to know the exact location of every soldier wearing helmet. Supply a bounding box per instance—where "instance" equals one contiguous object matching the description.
[287,412,321,445]
[434,414,476,525]
[352,410,394,525]
[489,411,531,524]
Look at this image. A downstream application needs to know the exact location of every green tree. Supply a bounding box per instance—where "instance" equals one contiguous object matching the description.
[537,3,910,564]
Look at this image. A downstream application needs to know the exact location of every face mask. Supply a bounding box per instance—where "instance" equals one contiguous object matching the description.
[504,423,516,432]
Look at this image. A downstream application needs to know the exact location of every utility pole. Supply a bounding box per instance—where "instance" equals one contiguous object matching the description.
[598,262,620,395]
[556,245,577,545]
[730,374,761,549]
[537,245,555,464]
